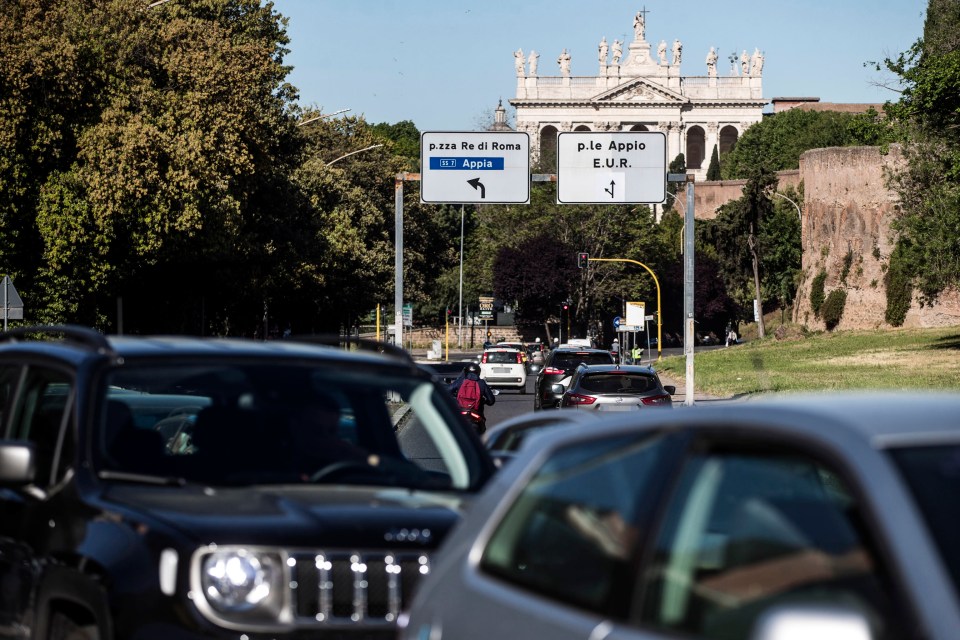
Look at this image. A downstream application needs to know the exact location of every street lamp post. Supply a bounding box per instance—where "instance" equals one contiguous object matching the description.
[326,144,383,167]
[773,191,802,220]
[297,109,351,127]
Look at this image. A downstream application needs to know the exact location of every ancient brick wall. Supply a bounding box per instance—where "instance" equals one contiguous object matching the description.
[693,170,801,219]
[793,145,960,329]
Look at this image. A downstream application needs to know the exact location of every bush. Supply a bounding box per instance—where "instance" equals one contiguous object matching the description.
[822,289,847,330]
[885,242,913,327]
[840,249,854,285]
[810,270,827,317]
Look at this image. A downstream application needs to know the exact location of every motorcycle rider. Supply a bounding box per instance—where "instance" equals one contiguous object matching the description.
[448,362,496,430]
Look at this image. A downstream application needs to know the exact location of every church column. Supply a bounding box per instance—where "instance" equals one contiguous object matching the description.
[668,122,684,163]
[706,122,719,166]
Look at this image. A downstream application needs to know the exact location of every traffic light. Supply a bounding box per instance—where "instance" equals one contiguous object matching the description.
[577,252,589,268]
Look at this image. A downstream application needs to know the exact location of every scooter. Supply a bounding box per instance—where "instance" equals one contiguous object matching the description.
[458,389,497,436]
[460,408,486,435]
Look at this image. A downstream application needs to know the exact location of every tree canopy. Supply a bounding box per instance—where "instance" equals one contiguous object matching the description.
[881,0,960,305]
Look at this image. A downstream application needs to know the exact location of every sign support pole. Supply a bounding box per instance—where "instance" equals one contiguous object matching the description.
[684,178,696,406]
[394,175,404,349]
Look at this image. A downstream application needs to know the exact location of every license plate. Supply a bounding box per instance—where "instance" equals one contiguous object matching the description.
[597,404,640,412]
[493,367,511,373]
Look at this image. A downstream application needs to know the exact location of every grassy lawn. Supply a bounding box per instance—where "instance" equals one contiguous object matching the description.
[656,326,960,397]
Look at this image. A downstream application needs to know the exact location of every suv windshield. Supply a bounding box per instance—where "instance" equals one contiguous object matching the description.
[552,352,614,369]
[97,361,480,490]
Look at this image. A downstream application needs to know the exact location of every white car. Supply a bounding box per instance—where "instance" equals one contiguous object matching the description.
[479,347,527,393]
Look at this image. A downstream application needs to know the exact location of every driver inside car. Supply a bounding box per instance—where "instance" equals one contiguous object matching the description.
[288,399,372,481]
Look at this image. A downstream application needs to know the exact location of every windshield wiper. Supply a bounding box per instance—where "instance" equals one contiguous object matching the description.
[98,470,188,486]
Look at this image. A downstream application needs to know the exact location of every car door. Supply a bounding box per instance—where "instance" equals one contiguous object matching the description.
[429,430,687,640]
[0,363,76,635]
[605,435,918,640]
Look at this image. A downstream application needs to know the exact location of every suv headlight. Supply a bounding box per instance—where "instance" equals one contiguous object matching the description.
[197,547,284,622]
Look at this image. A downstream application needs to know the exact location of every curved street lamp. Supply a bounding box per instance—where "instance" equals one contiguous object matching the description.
[326,143,383,167]
[297,109,351,127]
[773,191,802,220]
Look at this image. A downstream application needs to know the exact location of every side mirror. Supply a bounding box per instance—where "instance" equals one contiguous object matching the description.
[0,441,36,486]
[492,389,500,396]
[549,384,565,395]
[750,604,874,640]
[664,385,676,395]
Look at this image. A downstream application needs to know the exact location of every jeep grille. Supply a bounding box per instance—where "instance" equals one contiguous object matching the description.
[292,550,429,625]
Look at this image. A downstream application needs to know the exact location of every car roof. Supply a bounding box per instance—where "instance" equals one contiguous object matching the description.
[484,346,521,352]
[0,327,423,375]
[510,392,960,462]
[574,364,658,374]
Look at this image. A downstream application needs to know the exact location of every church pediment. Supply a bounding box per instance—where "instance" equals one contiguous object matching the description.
[594,78,686,104]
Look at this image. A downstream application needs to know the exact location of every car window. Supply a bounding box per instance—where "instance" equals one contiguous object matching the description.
[98,362,481,490]
[580,373,656,394]
[9,366,74,487]
[0,364,22,435]
[888,444,960,599]
[485,351,519,364]
[639,450,905,639]
[481,432,675,616]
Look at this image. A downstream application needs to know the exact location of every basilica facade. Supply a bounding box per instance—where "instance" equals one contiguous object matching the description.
[509,11,766,182]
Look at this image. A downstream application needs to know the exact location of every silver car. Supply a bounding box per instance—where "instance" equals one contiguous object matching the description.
[556,364,675,410]
[401,393,960,640]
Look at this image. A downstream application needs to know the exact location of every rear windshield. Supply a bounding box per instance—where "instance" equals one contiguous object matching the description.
[579,373,657,394]
[486,351,520,364]
[889,444,960,599]
[552,352,613,369]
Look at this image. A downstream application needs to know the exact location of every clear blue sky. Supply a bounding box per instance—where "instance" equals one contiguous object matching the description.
[271,0,926,131]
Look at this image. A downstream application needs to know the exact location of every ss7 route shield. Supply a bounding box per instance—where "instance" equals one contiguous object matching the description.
[421,132,530,204]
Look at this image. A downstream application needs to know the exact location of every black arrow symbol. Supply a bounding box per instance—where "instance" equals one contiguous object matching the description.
[604,180,616,198]
[467,177,486,199]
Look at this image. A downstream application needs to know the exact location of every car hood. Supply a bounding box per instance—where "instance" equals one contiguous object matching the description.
[99,483,468,548]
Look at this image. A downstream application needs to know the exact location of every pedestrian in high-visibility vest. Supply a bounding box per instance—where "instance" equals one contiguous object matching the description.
[631,345,642,363]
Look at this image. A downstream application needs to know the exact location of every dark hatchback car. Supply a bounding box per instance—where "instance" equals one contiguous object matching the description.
[0,326,494,640]
[533,348,615,410]
[557,364,675,411]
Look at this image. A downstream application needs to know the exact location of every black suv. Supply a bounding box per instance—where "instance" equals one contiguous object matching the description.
[533,347,615,410]
[0,326,494,639]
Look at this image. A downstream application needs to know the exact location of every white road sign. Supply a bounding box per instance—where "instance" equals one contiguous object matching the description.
[421,132,530,204]
[557,131,666,204]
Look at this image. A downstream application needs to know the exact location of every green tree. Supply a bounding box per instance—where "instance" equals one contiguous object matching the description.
[721,108,896,179]
[881,0,960,304]
[1,0,303,333]
[699,168,778,337]
[706,145,721,180]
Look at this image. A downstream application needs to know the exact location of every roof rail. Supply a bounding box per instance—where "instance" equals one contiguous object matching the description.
[0,324,114,354]
[287,334,415,366]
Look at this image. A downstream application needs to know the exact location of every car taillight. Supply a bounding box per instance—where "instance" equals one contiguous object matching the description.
[516,352,523,364]
[566,393,597,405]
[543,367,564,375]
[481,353,488,363]
[641,394,672,406]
